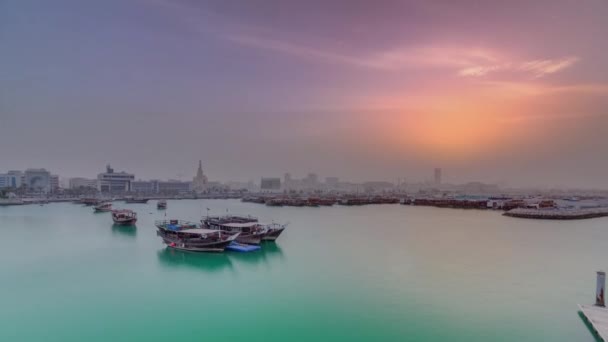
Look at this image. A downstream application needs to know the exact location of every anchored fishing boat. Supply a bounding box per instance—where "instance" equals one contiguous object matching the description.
[94,201,112,212]
[202,215,267,245]
[155,220,239,252]
[112,209,137,225]
[157,200,167,210]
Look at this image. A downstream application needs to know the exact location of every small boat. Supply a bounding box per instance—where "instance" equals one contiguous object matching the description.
[155,219,239,252]
[226,242,261,252]
[262,223,287,241]
[94,201,112,212]
[112,209,137,225]
[125,198,149,204]
[202,215,267,245]
[157,200,167,209]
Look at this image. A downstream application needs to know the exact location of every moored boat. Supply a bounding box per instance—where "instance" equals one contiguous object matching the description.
[112,209,137,225]
[157,200,167,209]
[94,201,112,212]
[202,215,266,245]
[262,222,287,241]
[155,219,239,252]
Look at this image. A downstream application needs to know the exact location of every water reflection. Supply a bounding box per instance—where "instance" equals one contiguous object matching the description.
[157,248,234,273]
[111,224,136,238]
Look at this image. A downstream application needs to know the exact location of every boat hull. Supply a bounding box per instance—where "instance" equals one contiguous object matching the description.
[236,234,263,245]
[262,228,285,241]
[113,219,137,225]
[159,235,234,252]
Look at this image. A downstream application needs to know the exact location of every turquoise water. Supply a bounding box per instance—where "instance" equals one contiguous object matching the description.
[0,200,606,341]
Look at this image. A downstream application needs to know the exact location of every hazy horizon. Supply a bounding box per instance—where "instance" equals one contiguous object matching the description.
[2,0,607,188]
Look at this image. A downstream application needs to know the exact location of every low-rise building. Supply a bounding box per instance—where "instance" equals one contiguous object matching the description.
[69,177,98,189]
[50,175,60,193]
[0,171,22,189]
[24,168,52,193]
[158,180,191,194]
[261,177,281,191]
[97,164,134,193]
[131,180,159,193]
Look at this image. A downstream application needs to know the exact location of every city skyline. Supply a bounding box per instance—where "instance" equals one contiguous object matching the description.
[2,0,607,188]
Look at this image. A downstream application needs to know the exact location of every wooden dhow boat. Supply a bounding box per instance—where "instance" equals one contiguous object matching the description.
[262,222,287,241]
[94,201,112,212]
[202,215,277,245]
[155,220,239,252]
[112,209,138,225]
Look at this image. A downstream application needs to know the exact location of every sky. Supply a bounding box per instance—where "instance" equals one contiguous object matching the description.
[1,0,607,188]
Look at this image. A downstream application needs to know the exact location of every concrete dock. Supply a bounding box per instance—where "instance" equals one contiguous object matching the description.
[580,271,608,340]
[579,304,608,341]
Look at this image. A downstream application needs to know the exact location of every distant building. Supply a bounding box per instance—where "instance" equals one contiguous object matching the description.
[283,173,292,190]
[434,168,442,185]
[9,171,23,188]
[192,160,208,193]
[69,177,97,189]
[158,180,191,194]
[131,180,159,193]
[261,177,281,191]
[325,177,339,188]
[0,171,22,189]
[24,168,52,193]
[50,175,60,192]
[282,172,323,191]
[97,164,134,193]
[460,182,499,195]
[362,181,394,193]
[304,173,319,187]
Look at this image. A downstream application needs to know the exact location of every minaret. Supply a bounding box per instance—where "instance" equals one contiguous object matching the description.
[193,160,208,192]
[196,160,204,179]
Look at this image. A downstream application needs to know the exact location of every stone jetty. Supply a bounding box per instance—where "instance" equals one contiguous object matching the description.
[504,207,608,220]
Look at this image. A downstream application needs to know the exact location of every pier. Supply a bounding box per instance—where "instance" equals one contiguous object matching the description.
[580,272,608,341]
[579,304,608,341]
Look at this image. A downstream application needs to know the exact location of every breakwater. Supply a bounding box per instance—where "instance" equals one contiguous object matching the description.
[504,207,608,220]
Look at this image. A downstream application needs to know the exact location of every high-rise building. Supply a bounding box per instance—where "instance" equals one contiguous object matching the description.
[434,168,442,185]
[97,164,134,193]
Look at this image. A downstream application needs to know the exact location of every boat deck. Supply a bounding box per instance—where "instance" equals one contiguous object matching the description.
[579,304,608,341]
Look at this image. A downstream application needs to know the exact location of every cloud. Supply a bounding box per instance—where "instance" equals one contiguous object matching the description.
[519,57,580,77]
[228,34,505,72]
[458,65,505,77]
[458,57,579,78]
[228,34,578,81]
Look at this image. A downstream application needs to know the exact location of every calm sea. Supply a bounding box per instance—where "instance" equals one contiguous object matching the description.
[0,200,605,342]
